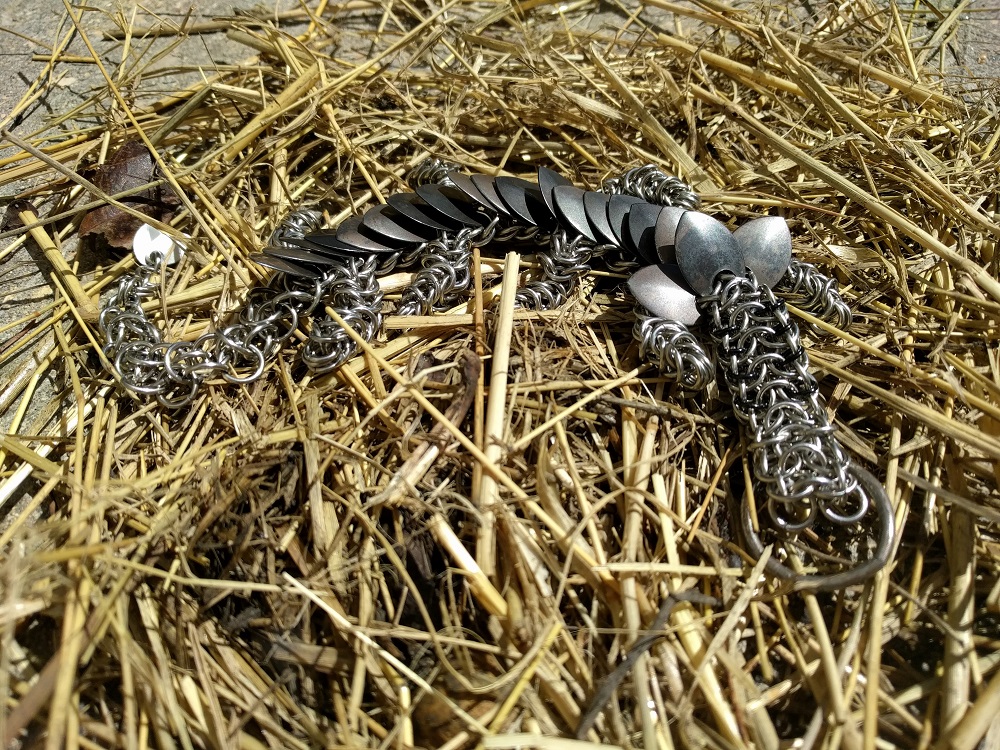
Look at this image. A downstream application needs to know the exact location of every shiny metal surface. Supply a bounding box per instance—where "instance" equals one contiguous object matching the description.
[251,253,316,277]
[387,192,459,231]
[537,166,572,214]
[514,227,598,309]
[627,263,700,324]
[101,210,383,408]
[603,163,700,209]
[740,464,894,592]
[396,219,498,315]
[674,212,746,295]
[101,159,890,591]
[652,205,687,264]
[361,204,433,243]
[701,269,891,588]
[415,183,485,226]
[263,244,343,266]
[774,259,852,330]
[495,176,554,228]
[407,157,461,187]
[471,174,512,216]
[606,194,644,250]
[265,207,334,266]
[632,312,713,390]
[582,190,616,245]
[625,202,662,264]
[291,233,368,257]
[336,216,401,253]
[447,171,499,214]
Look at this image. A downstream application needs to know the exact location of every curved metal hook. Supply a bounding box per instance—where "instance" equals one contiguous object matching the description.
[740,465,895,593]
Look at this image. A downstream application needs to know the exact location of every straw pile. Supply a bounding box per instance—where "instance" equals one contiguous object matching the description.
[1,1,998,748]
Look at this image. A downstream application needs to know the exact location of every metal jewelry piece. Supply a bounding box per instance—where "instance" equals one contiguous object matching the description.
[99,161,892,590]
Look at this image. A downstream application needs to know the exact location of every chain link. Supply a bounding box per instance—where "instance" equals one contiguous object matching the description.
[99,209,370,407]
[701,271,865,531]
[100,257,338,408]
[603,164,701,210]
[270,207,324,244]
[407,158,461,187]
[513,229,604,309]
[302,255,383,372]
[396,221,497,316]
[773,259,852,330]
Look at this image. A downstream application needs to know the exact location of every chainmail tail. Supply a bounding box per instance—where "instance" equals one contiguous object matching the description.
[701,270,893,588]
[633,312,713,391]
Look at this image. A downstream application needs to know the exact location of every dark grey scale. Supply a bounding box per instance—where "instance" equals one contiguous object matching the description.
[362,204,437,242]
[447,172,501,217]
[265,244,343,266]
[625,202,663,264]
[652,206,687,264]
[537,166,572,215]
[582,191,617,246]
[674,212,746,296]
[335,216,408,254]
[606,194,644,250]
[415,184,490,227]
[292,231,372,257]
[551,185,597,242]
[387,192,461,232]
[470,174,513,218]
[251,253,317,277]
[495,177,557,230]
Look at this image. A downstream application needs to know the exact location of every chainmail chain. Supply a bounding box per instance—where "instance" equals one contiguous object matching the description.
[406,157,460,188]
[270,207,324,244]
[632,312,714,391]
[100,209,386,407]
[272,209,384,374]
[514,229,601,309]
[301,256,383,372]
[701,271,867,531]
[102,260,337,408]
[774,259,852,330]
